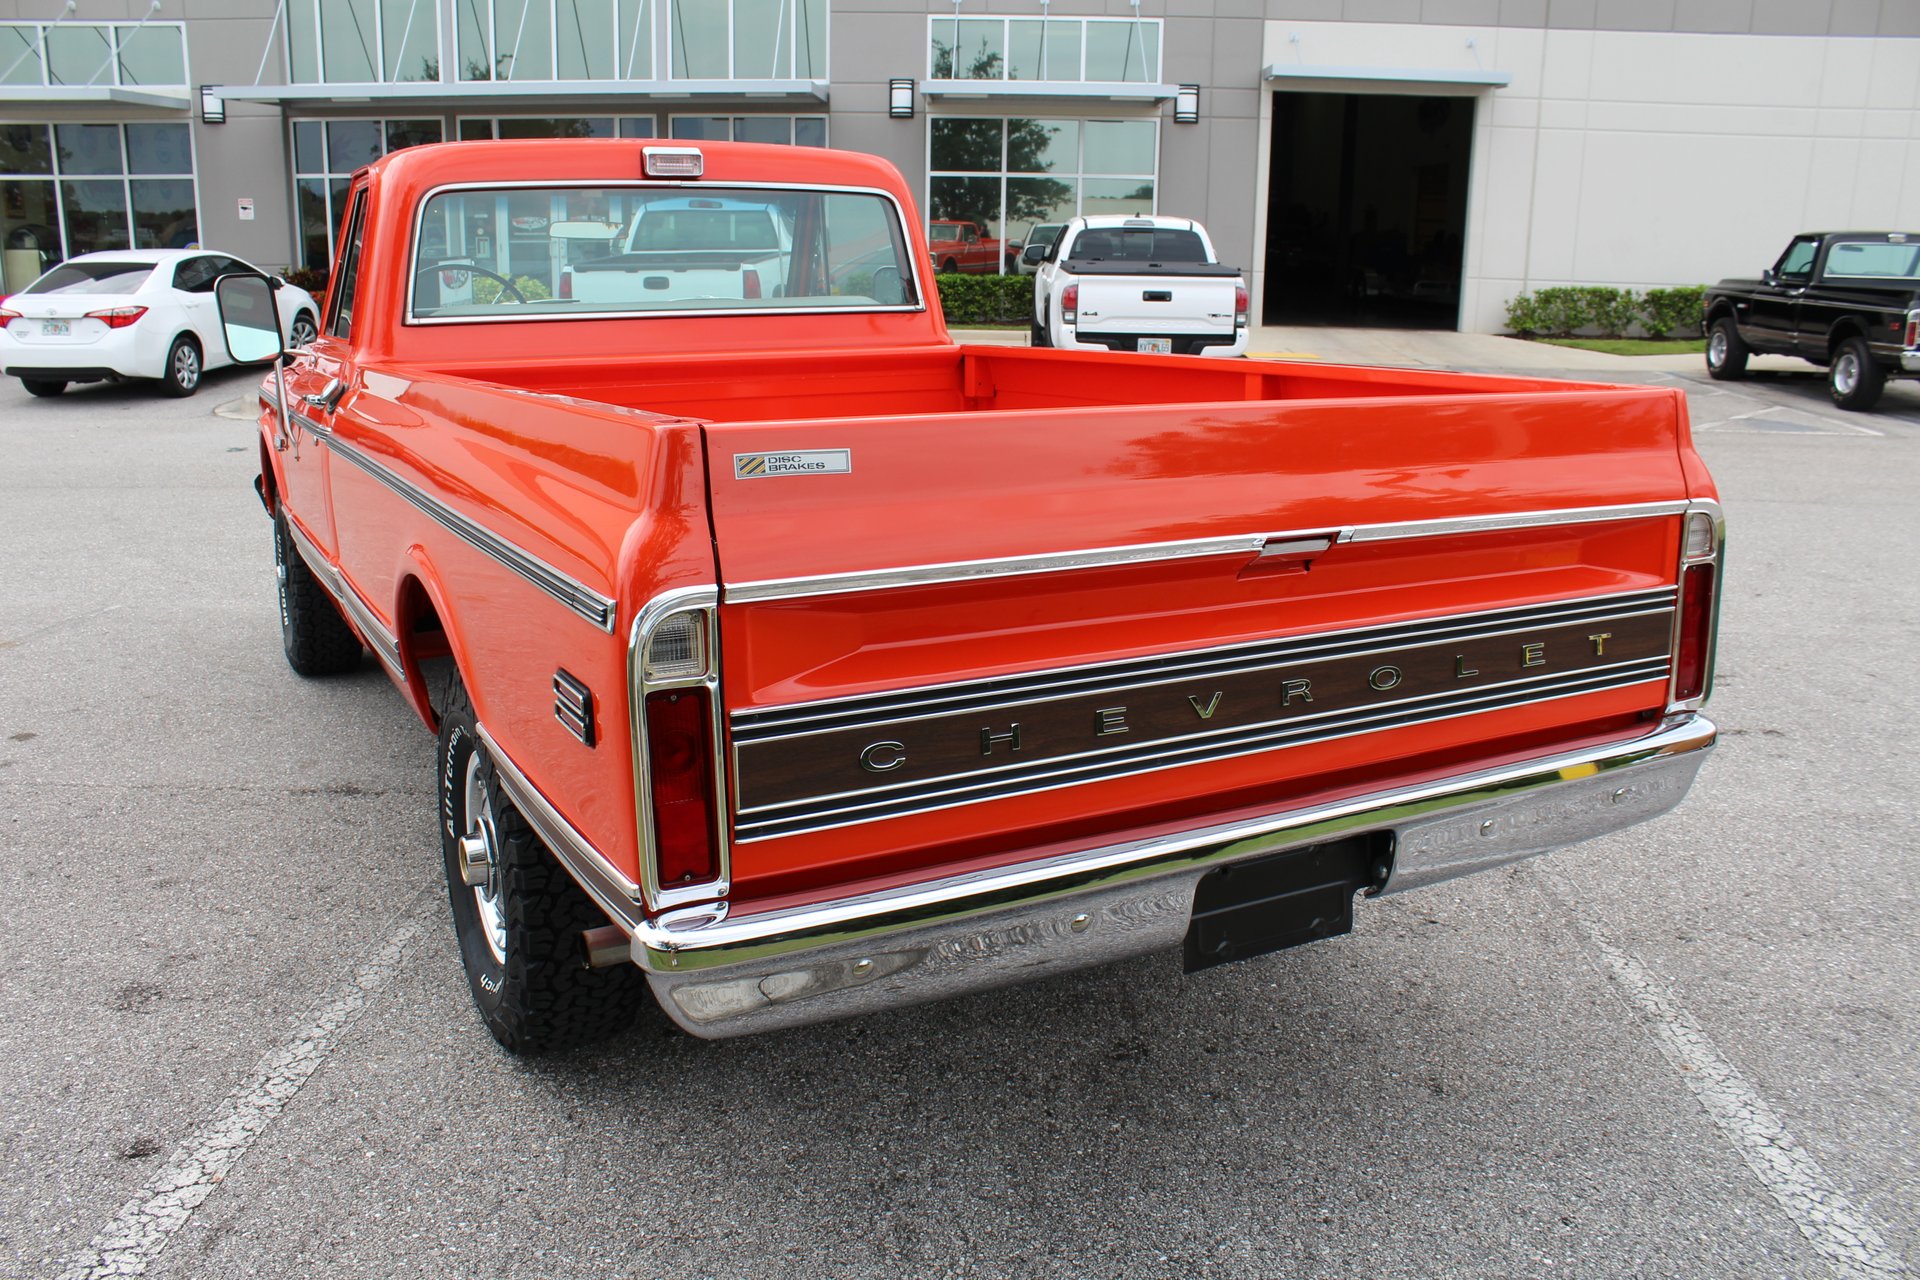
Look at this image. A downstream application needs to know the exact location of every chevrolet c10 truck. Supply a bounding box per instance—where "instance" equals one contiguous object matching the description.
[217,140,1722,1052]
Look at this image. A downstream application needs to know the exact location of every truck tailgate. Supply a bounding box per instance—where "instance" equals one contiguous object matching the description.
[698,374,1696,905]
[1075,273,1239,337]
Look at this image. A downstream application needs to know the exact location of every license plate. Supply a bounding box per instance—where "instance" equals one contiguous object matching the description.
[42,320,69,336]
[1137,337,1172,354]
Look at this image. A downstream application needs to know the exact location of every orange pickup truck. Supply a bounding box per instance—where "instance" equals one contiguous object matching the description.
[217,139,1721,1051]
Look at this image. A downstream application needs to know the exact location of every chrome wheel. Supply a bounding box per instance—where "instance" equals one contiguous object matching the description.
[1833,351,1860,396]
[288,313,318,348]
[1707,328,1727,369]
[173,341,199,389]
[461,753,508,964]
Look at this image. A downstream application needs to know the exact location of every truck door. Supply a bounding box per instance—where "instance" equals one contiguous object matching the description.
[1747,235,1817,353]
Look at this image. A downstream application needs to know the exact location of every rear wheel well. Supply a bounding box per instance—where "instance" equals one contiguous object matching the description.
[1827,320,1868,356]
[397,576,455,730]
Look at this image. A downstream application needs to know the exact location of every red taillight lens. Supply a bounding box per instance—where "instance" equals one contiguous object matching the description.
[1234,283,1249,327]
[645,687,718,888]
[1061,282,1078,324]
[85,306,147,329]
[743,269,761,299]
[558,270,572,300]
[1672,562,1717,703]
[0,307,19,323]
[1905,312,1918,348]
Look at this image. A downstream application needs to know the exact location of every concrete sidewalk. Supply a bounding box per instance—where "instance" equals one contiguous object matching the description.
[962,324,1802,377]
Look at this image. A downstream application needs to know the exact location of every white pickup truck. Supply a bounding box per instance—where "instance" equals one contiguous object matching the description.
[1026,215,1247,356]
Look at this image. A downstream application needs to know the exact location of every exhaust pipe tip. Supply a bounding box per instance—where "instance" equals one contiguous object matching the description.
[581,924,632,970]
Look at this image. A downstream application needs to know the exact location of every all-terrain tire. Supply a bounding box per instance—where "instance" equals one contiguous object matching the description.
[437,677,648,1054]
[272,510,362,676]
[1705,315,1747,381]
[1828,335,1887,411]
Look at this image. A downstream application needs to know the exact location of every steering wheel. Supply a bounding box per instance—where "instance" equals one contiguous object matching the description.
[414,261,527,305]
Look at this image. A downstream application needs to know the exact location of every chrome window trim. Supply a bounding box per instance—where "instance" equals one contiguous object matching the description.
[403,178,928,327]
[628,586,733,912]
[724,500,1693,603]
[323,429,617,632]
[1667,497,1725,713]
[478,722,646,924]
[281,513,406,680]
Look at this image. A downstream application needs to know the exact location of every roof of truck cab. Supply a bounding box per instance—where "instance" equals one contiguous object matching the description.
[361,139,916,202]
[1072,215,1201,231]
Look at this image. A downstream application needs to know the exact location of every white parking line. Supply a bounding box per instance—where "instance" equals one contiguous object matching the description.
[57,888,440,1280]
[1538,866,1908,1278]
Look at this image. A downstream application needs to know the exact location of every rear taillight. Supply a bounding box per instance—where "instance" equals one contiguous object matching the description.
[0,307,19,323]
[85,306,147,328]
[1061,282,1078,325]
[1670,508,1721,706]
[1234,283,1249,328]
[743,269,761,299]
[1905,310,1918,348]
[645,687,719,889]
[558,270,572,300]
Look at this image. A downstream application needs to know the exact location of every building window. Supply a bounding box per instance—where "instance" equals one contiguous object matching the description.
[0,21,188,88]
[291,118,442,268]
[927,117,1156,271]
[455,0,656,81]
[928,16,1160,84]
[286,0,440,83]
[666,0,826,80]
[0,122,197,291]
[667,116,825,146]
[455,116,656,141]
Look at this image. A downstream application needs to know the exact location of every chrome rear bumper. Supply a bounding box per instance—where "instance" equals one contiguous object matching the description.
[632,715,1715,1038]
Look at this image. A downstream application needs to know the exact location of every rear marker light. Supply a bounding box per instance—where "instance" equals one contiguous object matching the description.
[85,306,147,329]
[646,687,719,887]
[1683,510,1716,561]
[643,146,703,178]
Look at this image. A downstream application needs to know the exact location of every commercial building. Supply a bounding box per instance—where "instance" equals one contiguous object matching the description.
[3,0,1916,331]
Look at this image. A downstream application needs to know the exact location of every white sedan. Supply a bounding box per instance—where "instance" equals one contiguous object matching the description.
[0,249,320,398]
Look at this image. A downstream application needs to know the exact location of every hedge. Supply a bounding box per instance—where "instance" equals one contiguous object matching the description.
[933,272,1035,325]
[1504,285,1707,339]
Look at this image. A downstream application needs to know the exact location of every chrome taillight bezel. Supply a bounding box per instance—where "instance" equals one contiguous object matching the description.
[1667,500,1724,712]
[629,586,731,912]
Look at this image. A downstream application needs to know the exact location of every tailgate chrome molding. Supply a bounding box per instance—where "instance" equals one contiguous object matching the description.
[724,500,1692,603]
[636,715,1716,1038]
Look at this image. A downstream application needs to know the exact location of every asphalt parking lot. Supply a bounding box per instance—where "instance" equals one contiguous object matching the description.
[1,356,1915,1280]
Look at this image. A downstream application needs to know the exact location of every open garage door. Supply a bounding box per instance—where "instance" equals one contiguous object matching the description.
[1264,92,1472,329]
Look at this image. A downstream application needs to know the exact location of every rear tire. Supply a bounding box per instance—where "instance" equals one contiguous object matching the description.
[21,378,66,397]
[437,676,648,1054]
[1828,336,1886,411]
[273,509,362,676]
[1705,315,1747,381]
[159,334,201,397]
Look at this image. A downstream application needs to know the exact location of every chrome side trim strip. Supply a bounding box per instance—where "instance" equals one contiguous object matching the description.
[324,432,617,633]
[480,723,646,923]
[633,715,1717,985]
[281,515,405,681]
[724,501,1693,603]
[733,657,1671,842]
[732,588,1677,738]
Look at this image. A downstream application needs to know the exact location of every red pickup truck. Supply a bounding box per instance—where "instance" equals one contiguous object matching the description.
[215,139,1721,1052]
[928,219,1014,274]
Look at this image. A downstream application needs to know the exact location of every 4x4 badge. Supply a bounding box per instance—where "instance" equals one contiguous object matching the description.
[734,449,851,478]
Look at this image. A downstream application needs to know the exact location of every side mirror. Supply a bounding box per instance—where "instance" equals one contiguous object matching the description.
[1022,243,1047,265]
[1760,268,1776,285]
[215,273,284,365]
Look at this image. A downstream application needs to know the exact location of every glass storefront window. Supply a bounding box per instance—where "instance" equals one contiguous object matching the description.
[0,122,196,289]
[116,25,186,86]
[929,16,1160,84]
[457,0,663,81]
[928,117,1156,272]
[288,0,442,83]
[0,22,186,88]
[291,117,443,268]
[668,116,826,146]
[664,0,826,79]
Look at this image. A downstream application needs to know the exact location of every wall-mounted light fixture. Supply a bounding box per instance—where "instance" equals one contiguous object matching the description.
[889,78,915,118]
[1174,84,1199,124]
[199,85,225,124]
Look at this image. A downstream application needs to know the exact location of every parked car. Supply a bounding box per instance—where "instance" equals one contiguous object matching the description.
[928,220,1014,274]
[0,249,319,398]
[1028,215,1248,356]
[1015,222,1065,274]
[1704,230,1920,410]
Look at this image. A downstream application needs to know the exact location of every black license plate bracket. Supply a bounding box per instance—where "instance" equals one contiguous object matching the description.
[1182,835,1388,972]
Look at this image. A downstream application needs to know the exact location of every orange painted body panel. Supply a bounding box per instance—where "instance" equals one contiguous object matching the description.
[264,139,1718,915]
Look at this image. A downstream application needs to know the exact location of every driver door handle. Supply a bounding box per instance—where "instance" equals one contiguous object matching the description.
[303,378,345,414]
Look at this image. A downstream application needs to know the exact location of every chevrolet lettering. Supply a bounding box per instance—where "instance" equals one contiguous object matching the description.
[245,138,1720,1049]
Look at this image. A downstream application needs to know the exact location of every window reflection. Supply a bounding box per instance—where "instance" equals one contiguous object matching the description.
[292,117,444,268]
[929,16,1159,83]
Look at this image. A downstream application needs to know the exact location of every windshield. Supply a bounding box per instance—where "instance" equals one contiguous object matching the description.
[410,185,918,320]
[1824,240,1920,280]
[25,262,155,294]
